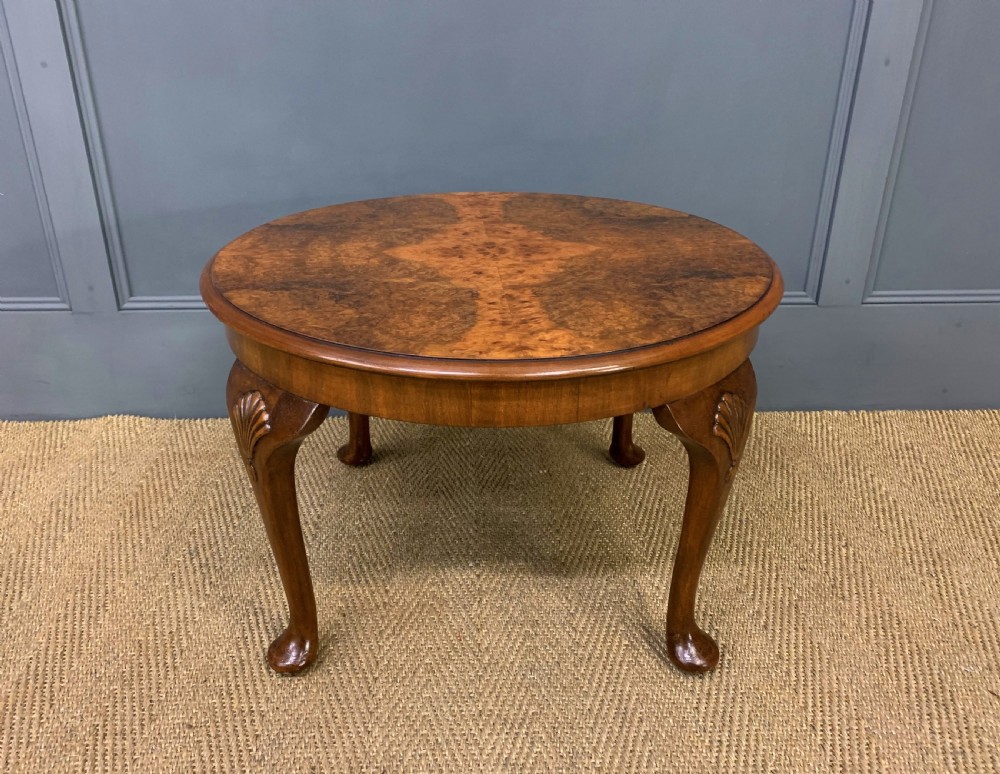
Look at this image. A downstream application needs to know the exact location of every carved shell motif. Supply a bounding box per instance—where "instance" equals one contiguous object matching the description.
[232,391,271,481]
[712,392,750,481]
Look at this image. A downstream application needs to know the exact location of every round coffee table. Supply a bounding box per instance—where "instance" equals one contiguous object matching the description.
[200,192,783,675]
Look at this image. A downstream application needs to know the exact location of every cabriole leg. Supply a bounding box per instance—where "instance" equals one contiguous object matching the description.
[652,359,757,673]
[227,360,329,673]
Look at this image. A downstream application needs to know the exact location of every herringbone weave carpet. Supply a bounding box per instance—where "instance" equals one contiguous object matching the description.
[1,412,998,772]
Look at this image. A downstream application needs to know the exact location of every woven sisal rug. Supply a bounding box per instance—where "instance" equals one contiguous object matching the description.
[1,411,998,772]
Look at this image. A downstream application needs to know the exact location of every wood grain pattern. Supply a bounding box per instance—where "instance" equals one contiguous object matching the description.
[205,193,779,368]
[225,327,758,427]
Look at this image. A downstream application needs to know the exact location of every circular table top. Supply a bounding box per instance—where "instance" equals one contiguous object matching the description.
[201,192,782,378]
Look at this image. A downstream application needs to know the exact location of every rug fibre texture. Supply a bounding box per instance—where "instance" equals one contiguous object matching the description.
[1,411,998,772]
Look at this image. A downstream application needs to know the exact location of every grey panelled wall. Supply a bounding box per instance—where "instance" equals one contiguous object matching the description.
[74,0,853,301]
[1,0,998,418]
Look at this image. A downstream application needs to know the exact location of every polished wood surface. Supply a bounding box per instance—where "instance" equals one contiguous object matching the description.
[201,192,783,676]
[202,192,781,378]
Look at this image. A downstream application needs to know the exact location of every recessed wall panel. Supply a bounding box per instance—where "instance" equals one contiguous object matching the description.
[0,38,59,301]
[874,2,1000,293]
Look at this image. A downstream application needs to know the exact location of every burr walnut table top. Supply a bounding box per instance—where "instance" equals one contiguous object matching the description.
[201,192,782,380]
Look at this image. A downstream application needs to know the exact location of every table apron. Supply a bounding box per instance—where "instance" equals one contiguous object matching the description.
[225,328,758,427]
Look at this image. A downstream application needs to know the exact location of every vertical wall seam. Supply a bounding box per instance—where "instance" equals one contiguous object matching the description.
[807,0,871,305]
[55,0,130,309]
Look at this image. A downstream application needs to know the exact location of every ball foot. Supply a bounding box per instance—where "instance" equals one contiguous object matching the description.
[610,441,646,468]
[267,627,316,674]
[609,414,646,468]
[336,442,372,466]
[666,626,719,673]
